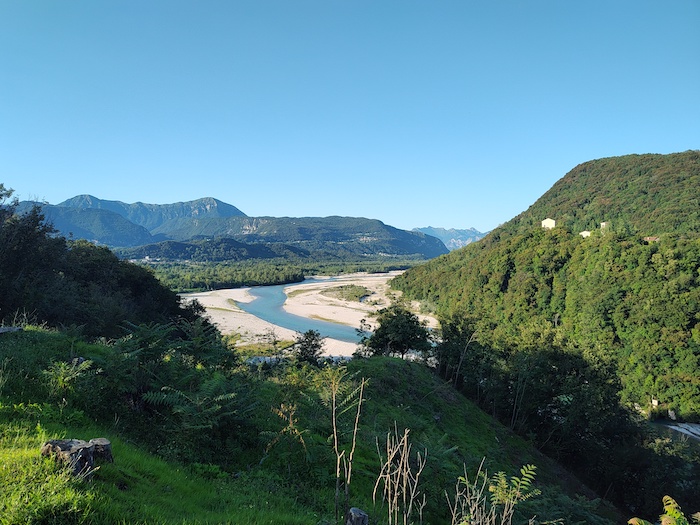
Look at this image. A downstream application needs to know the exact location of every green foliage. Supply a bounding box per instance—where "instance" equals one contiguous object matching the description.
[523,151,700,235]
[21,202,155,246]
[1,186,200,337]
[0,186,65,324]
[395,152,700,417]
[291,329,326,366]
[628,495,700,525]
[42,358,94,403]
[0,327,615,523]
[393,151,700,516]
[321,284,372,302]
[141,373,241,432]
[145,215,448,258]
[449,461,542,525]
[134,257,422,293]
[489,464,540,507]
[360,304,432,359]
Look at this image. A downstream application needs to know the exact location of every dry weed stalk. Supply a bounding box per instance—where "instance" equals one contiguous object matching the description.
[373,426,427,525]
[326,369,367,523]
[447,458,541,525]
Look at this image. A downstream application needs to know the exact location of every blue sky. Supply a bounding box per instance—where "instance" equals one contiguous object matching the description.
[1,1,698,232]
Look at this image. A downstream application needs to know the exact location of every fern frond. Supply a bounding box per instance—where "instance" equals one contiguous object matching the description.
[519,464,537,486]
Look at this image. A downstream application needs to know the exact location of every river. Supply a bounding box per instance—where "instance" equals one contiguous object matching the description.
[236,279,361,343]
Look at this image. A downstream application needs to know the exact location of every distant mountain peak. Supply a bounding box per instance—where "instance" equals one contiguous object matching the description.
[414,226,487,251]
[57,195,247,231]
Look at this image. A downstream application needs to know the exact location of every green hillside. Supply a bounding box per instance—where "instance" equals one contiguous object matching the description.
[1,182,695,523]
[0,328,616,524]
[117,237,310,262]
[516,151,700,235]
[35,195,449,262]
[394,151,700,413]
[392,151,700,513]
[17,203,156,247]
[150,215,448,259]
[0,183,616,524]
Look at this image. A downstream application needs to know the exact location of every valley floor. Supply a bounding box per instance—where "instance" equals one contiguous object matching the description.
[183,272,437,356]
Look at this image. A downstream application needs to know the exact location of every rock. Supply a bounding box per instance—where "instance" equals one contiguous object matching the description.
[345,507,369,525]
[89,438,114,462]
[41,437,112,477]
[41,439,94,476]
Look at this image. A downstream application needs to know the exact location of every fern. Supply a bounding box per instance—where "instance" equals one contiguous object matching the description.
[42,358,94,401]
[629,496,700,525]
[142,372,241,431]
[449,460,542,525]
[489,464,540,506]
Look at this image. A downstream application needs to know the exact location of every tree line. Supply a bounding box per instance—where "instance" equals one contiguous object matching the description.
[394,225,700,421]
[0,184,199,337]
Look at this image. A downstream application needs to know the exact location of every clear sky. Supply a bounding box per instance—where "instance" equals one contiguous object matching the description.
[1,1,698,232]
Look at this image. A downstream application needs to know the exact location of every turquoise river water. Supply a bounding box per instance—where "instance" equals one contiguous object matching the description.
[236,279,361,343]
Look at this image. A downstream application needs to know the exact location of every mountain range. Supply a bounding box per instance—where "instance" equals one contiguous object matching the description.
[20,195,450,261]
[413,226,487,250]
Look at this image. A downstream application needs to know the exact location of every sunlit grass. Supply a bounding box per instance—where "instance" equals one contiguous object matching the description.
[0,326,617,524]
[0,422,95,525]
[0,417,326,524]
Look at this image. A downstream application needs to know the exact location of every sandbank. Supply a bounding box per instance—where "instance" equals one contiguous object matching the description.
[182,272,436,357]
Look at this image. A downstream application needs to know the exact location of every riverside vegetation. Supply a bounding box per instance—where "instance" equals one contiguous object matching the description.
[2,151,699,524]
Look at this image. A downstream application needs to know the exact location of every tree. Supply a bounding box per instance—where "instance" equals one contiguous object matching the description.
[0,186,64,323]
[363,304,432,359]
[292,329,325,366]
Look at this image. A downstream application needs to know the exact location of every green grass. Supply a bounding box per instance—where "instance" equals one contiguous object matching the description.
[285,287,319,299]
[0,327,618,524]
[320,285,371,303]
[0,416,325,524]
[0,422,95,525]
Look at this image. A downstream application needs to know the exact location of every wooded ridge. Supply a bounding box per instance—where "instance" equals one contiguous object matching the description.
[395,150,700,420]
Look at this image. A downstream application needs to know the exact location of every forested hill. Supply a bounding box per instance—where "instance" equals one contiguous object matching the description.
[511,150,700,235]
[393,151,700,420]
[150,216,448,258]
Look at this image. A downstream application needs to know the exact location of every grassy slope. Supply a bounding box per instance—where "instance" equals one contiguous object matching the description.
[0,328,616,524]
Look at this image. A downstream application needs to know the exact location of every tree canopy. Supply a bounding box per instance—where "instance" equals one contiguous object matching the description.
[0,184,198,337]
[361,304,432,359]
[394,152,700,420]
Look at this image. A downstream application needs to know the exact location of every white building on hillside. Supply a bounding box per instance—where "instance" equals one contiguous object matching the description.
[541,218,556,230]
